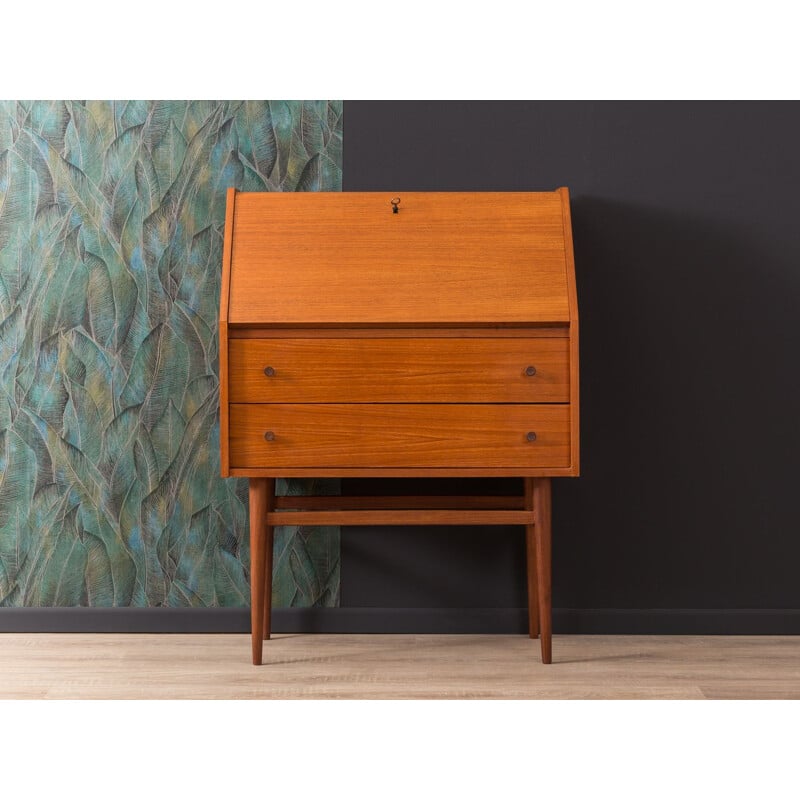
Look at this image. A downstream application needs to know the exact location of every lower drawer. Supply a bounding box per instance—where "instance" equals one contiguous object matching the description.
[229,404,570,468]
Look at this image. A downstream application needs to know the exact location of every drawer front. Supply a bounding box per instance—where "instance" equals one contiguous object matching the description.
[228,338,569,403]
[229,404,570,468]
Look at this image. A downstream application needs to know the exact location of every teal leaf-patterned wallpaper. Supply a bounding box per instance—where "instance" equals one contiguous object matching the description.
[0,100,343,607]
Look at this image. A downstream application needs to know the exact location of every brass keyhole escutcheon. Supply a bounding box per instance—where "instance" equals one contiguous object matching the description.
[390,197,401,214]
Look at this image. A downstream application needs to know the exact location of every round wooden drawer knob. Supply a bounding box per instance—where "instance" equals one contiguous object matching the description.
[525,365,537,376]
[264,366,275,377]
[264,431,275,441]
[526,431,537,442]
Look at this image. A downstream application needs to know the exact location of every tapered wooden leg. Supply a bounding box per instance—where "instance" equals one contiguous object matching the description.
[263,479,275,641]
[523,478,540,639]
[249,478,269,665]
[533,477,552,664]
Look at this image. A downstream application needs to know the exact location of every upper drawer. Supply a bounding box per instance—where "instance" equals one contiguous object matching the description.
[228,338,569,403]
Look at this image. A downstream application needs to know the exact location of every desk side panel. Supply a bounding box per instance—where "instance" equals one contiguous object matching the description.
[219,187,236,476]
[559,187,580,476]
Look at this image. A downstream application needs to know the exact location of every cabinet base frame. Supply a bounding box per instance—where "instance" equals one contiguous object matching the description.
[247,477,553,665]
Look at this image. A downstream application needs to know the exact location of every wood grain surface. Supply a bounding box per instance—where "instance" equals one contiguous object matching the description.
[533,478,553,664]
[228,192,570,324]
[265,509,535,526]
[229,403,570,468]
[227,466,579,478]
[272,495,526,510]
[218,187,236,476]
[248,478,272,665]
[559,187,580,474]
[262,480,276,643]
[3,634,797,699]
[524,477,540,640]
[228,337,569,403]
[227,326,570,337]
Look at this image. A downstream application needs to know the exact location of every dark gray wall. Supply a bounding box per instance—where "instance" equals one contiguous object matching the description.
[341,101,800,627]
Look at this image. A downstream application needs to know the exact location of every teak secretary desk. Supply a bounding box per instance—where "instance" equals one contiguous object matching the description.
[219,188,579,665]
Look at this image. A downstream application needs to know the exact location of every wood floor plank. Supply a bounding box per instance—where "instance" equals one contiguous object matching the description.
[0,634,797,699]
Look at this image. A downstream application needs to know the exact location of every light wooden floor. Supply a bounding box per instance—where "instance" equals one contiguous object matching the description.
[1,633,798,699]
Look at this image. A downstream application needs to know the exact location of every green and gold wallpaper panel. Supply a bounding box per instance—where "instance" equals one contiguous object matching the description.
[0,100,343,607]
